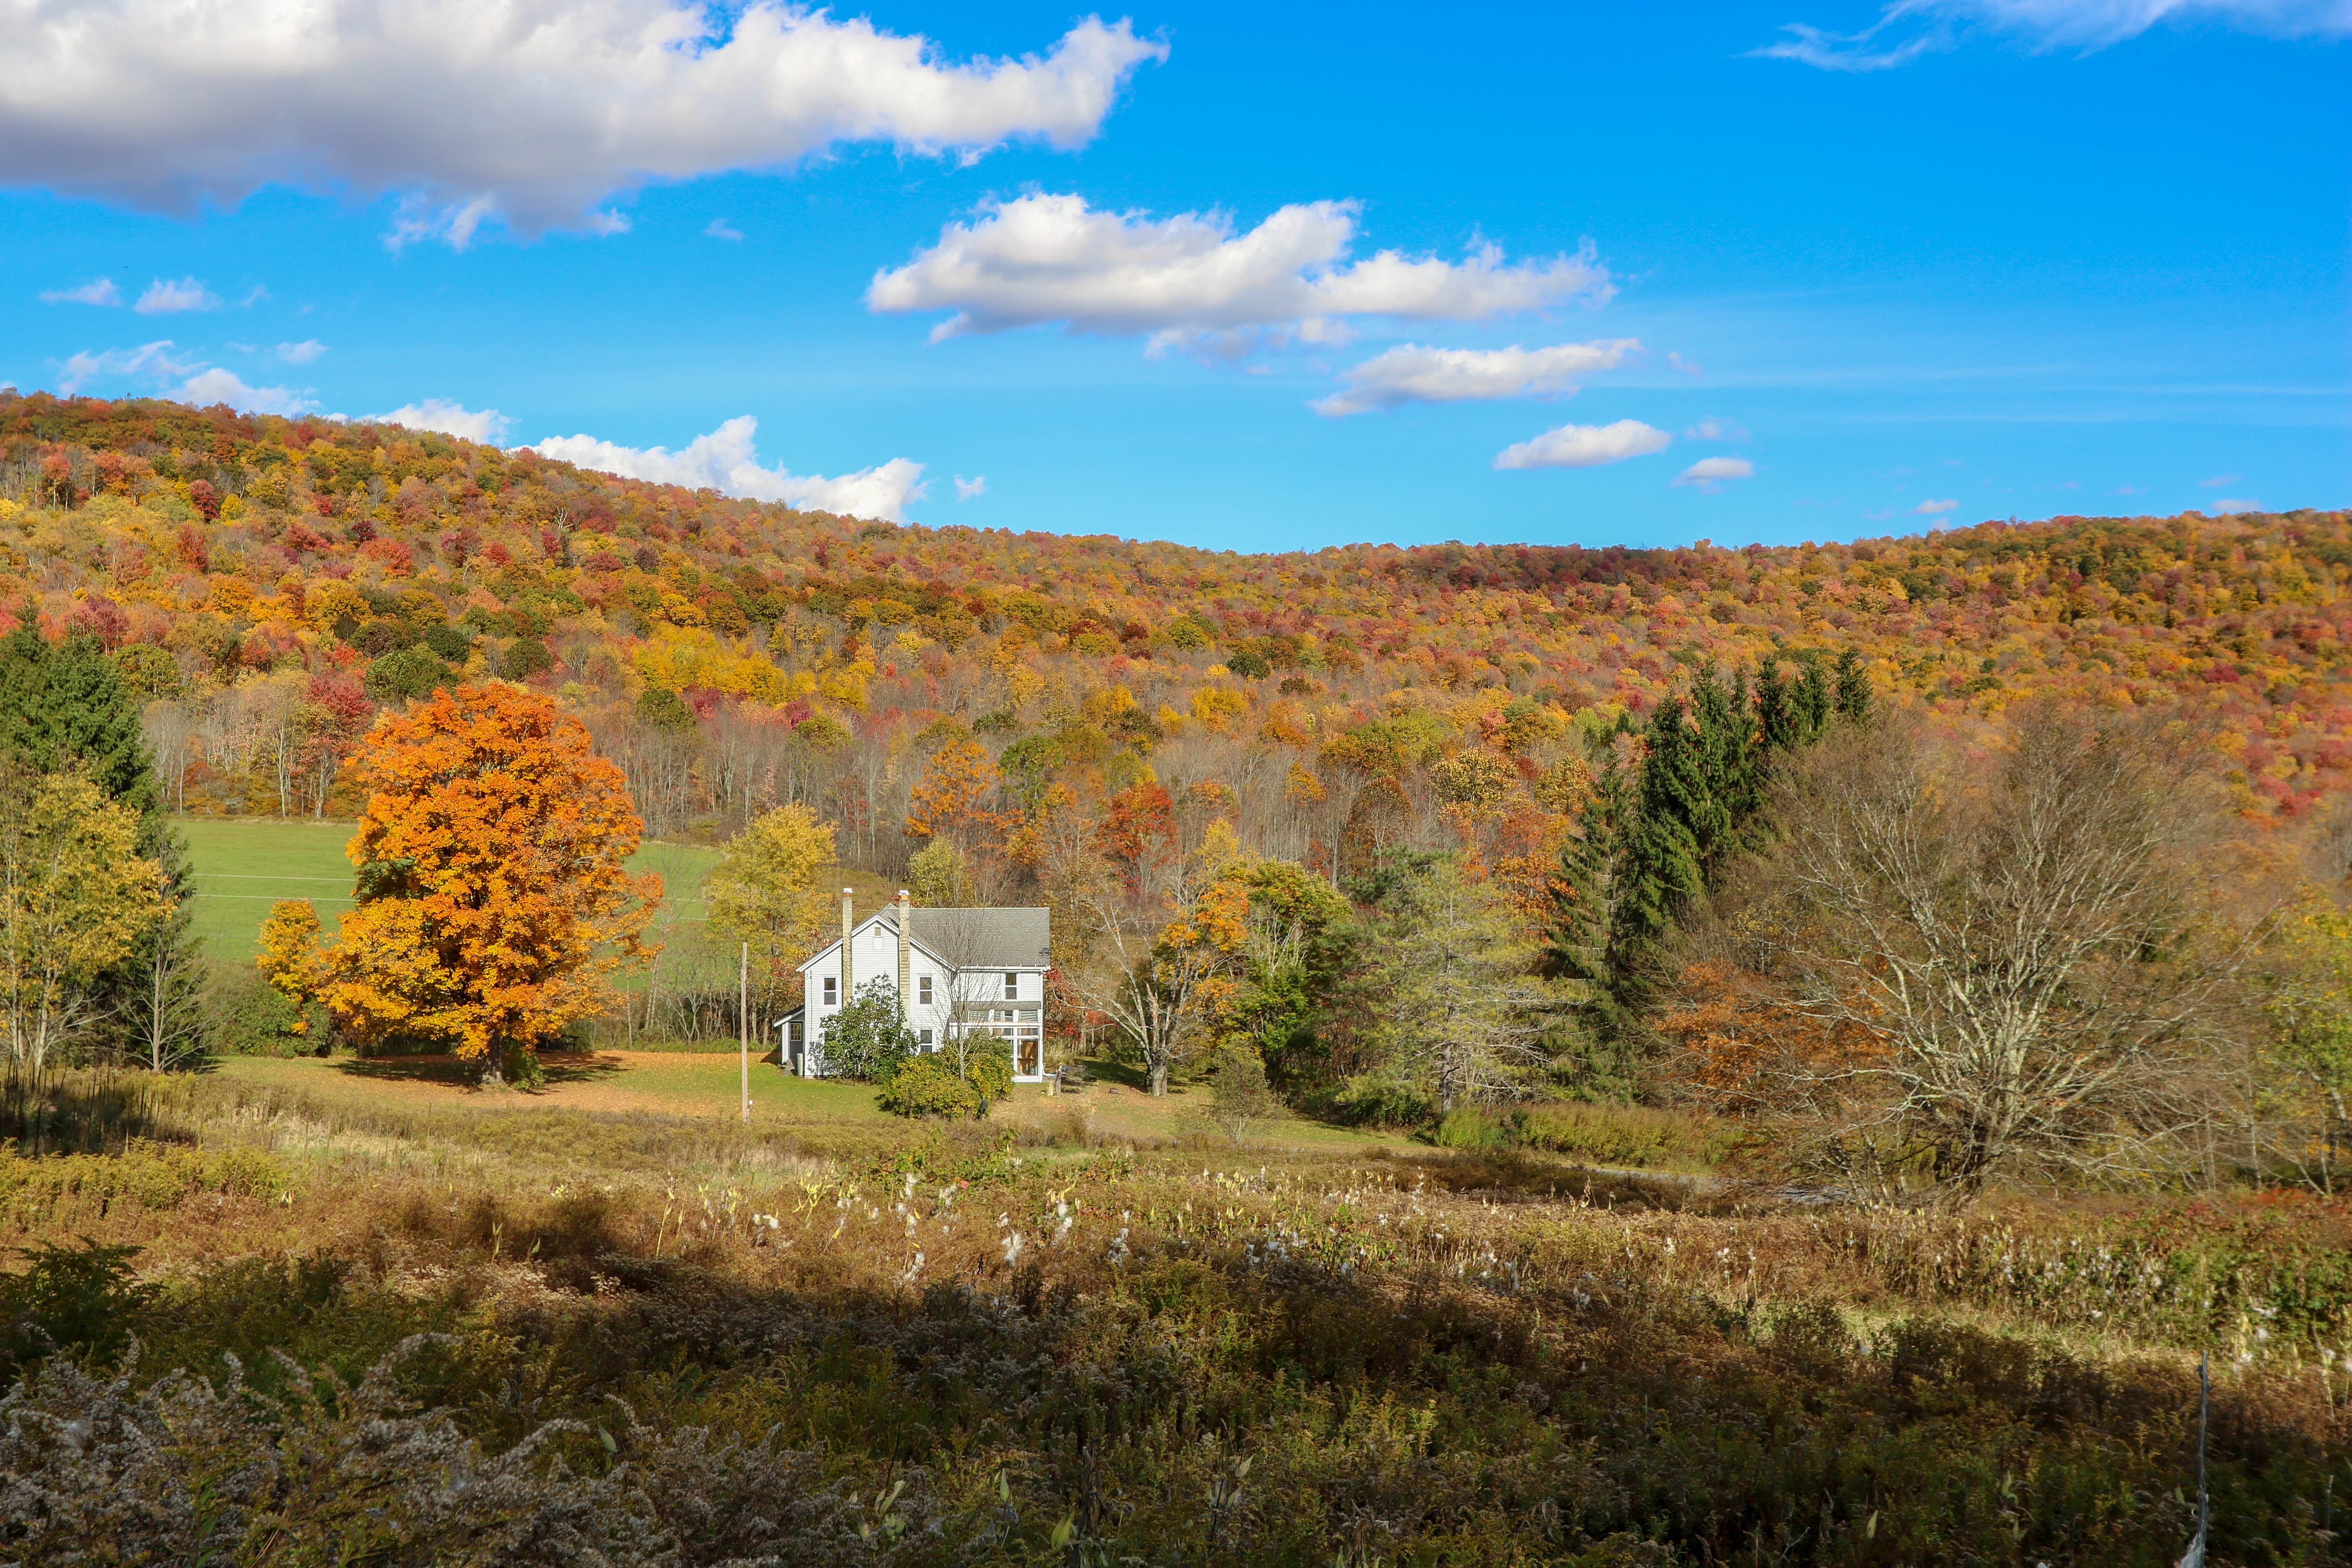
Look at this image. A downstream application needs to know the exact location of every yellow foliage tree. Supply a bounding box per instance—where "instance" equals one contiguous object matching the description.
[0,766,163,1071]
[705,803,838,1010]
[258,898,327,999]
[322,683,660,1081]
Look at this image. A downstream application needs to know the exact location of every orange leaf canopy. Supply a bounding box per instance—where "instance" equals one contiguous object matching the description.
[324,683,660,1059]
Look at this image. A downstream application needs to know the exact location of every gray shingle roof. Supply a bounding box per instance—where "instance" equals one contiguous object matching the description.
[893,906,1051,969]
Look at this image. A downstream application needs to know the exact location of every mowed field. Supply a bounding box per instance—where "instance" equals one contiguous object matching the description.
[181,817,727,964]
[181,817,911,978]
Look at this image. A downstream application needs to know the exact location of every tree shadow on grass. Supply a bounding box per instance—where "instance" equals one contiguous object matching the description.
[331,1050,629,1092]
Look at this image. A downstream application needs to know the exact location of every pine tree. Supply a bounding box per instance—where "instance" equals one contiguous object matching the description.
[1793,654,1832,742]
[1833,646,1873,724]
[1757,659,1800,751]
[1544,751,1629,992]
[1609,695,1708,995]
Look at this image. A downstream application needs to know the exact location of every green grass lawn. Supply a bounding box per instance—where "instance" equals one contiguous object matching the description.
[179,817,727,962]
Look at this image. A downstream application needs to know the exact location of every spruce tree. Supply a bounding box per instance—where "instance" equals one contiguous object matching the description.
[1608,694,1708,997]
[1793,654,1832,742]
[1757,659,1800,751]
[1833,646,1873,724]
[1544,752,1628,992]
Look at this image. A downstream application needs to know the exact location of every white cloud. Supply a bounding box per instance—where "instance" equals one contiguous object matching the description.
[1673,456,1756,491]
[868,193,1612,354]
[1668,351,1704,376]
[276,339,328,364]
[1754,0,2348,70]
[178,366,314,414]
[0,4,1165,246]
[56,339,200,392]
[1913,497,1960,514]
[1684,415,1749,441]
[530,416,927,521]
[704,219,744,241]
[372,398,513,443]
[1493,419,1671,471]
[135,276,220,313]
[2210,497,2263,512]
[954,474,986,500]
[2198,472,2242,487]
[41,276,120,306]
[1312,338,1639,416]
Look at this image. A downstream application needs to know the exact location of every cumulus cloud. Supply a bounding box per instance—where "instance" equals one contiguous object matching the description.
[1493,419,1671,471]
[1673,456,1756,491]
[868,193,1612,354]
[704,219,744,241]
[2209,497,2263,512]
[371,398,512,443]
[276,339,328,364]
[2198,472,2242,487]
[1913,497,1960,514]
[1312,338,1639,416]
[41,276,120,306]
[1668,351,1704,376]
[1684,416,1749,441]
[0,4,1165,246]
[54,336,314,411]
[135,277,220,313]
[180,366,314,414]
[954,474,986,500]
[1754,0,2348,70]
[56,339,200,393]
[530,416,927,521]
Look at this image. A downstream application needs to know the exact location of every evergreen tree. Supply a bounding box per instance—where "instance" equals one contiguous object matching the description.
[1833,646,1873,724]
[1543,751,1629,993]
[1757,659,1800,751]
[0,616,204,1068]
[1608,694,1708,994]
[1793,654,1832,742]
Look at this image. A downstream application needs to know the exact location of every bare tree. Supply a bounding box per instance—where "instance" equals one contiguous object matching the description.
[1702,708,2252,1201]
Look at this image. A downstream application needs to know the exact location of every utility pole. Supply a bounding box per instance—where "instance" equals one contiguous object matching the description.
[739,941,751,1124]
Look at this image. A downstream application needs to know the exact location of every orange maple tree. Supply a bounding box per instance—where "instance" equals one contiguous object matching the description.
[321,683,660,1077]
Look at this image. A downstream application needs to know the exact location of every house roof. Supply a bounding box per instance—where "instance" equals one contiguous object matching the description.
[799,906,1052,973]
[898,907,1052,969]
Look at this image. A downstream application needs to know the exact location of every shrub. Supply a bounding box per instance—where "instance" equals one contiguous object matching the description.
[1431,1106,1512,1150]
[210,966,330,1057]
[824,981,915,1083]
[878,1053,980,1118]
[1516,1102,1743,1171]
[965,1038,1014,1112]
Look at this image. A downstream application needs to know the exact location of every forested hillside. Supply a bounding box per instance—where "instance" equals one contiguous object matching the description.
[7,392,2347,876]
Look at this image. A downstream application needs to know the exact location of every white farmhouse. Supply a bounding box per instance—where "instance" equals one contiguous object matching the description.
[779,889,1052,1082]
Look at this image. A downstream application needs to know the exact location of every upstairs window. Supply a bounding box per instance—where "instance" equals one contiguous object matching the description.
[1002,972,1019,1000]
[917,975,934,1005]
[821,976,838,1006]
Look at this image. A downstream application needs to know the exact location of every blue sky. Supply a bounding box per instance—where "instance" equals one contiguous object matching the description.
[3,0,2344,550]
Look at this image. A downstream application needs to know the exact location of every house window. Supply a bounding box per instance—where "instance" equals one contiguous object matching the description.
[918,1027,935,1046]
[821,976,837,1005]
[917,975,933,1005]
[1002,972,1019,1000]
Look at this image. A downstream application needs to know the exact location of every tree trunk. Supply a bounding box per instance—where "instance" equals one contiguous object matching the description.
[1148,1058,1168,1097]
